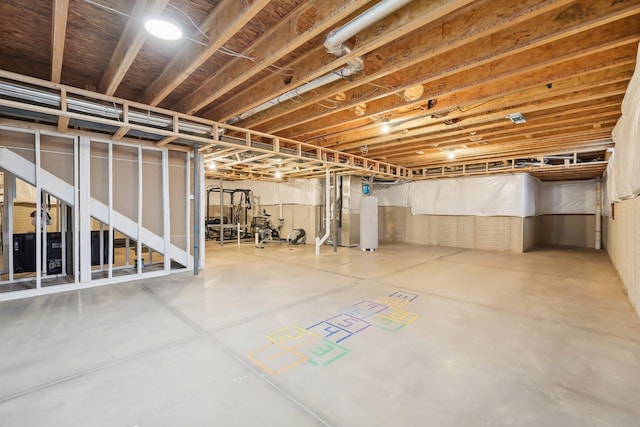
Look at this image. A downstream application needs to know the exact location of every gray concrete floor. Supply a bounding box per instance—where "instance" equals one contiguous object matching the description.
[1,242,640,426]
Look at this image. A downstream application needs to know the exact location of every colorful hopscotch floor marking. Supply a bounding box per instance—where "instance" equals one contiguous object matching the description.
[248,290,420,376]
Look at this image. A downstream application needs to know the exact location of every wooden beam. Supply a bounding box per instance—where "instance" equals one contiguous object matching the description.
[314,36,639,148]
[112,104,129,140]
[205,0,475,121]
[98,0,169,96]
[156,136,178,146]
[369,101,622,158]
[331,64,633,152]
[283,41,637,150]
[261,0,640,136]
[238,0,586,130]
[142,0,270,106]
[51,0,69,83]
[57,88,70,132]
[374,102,623,159]
[173,0,373,114]
[384,121,618,164]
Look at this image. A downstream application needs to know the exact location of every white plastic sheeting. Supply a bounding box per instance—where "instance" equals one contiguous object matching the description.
[374,174,595,216]
[207,178,322,206]
[607,42,640,202]
[209,173,597,217]
[409,174,536,217]
[536,179,596,215]
[373,182,410,207]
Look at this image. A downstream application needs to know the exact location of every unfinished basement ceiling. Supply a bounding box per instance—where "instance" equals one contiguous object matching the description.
[0,0,638,181]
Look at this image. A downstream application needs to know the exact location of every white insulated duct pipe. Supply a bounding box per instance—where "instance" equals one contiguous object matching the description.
[230,52,364,123]
[316,168,331,255]
[230,0,410,124]
[323,0,412,55]
[232,72,344,122]
[595,178,602,250]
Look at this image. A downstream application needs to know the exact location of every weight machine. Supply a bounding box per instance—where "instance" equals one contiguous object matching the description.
[205,186,253,241]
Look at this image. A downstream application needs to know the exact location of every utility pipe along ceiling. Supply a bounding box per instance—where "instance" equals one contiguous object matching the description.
[0,0,638,181]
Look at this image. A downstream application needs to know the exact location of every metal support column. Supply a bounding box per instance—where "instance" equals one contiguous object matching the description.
[193,145,200,275]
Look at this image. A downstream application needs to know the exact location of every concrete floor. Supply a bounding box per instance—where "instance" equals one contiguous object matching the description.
[1,242,639,426]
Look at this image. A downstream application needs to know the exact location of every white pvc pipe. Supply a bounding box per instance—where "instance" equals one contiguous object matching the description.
[324,0,412,54]
[595,178,602,249]
[315,168,331,255]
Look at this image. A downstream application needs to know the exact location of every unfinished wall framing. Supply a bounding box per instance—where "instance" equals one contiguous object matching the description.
[0,124,195,301]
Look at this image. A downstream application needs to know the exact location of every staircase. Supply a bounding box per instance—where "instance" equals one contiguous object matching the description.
[0,146,190,268]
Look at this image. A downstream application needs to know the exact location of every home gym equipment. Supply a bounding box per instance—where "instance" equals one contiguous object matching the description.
[252,209,306,247]
[205,186,252,240]
[252,209,282,243]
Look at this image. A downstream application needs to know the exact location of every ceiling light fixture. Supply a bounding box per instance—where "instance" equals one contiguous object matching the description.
[447,149,456,159]
[207,161,217,170]
[144,15,183,40]
[381,118,391,134]
[274,170,283,179]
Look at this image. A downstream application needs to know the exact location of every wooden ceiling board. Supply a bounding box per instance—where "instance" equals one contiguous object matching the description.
[161,0,306,109]
[0,0,53,81]
[0,0,638,181]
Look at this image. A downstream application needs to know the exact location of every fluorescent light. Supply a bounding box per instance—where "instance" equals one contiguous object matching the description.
[144,16,183,41]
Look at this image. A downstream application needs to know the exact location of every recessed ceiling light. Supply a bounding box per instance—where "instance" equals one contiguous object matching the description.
[274,170,283,179]
[447,149,455,159]
[144,16,183,41]
[207,162,217,170]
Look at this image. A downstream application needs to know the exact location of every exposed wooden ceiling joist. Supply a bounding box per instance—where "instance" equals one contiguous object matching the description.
[1,0,638,181]
[51,0,69,84]
[98,0,170,96]
[141,0,271,106]
[205,0,477,122]
[173,0,374,115]
[257,1,640,138]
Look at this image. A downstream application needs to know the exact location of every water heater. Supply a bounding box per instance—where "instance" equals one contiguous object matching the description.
[360,196,378,251]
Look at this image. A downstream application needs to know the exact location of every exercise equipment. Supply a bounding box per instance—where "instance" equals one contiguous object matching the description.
[253,209,282,243]
[253,209,306,247]
[205,186,252,240]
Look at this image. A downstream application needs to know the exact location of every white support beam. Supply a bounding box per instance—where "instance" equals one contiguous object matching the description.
[107,140,113,278]
[35,131,42,289]
[78,136,92,283]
